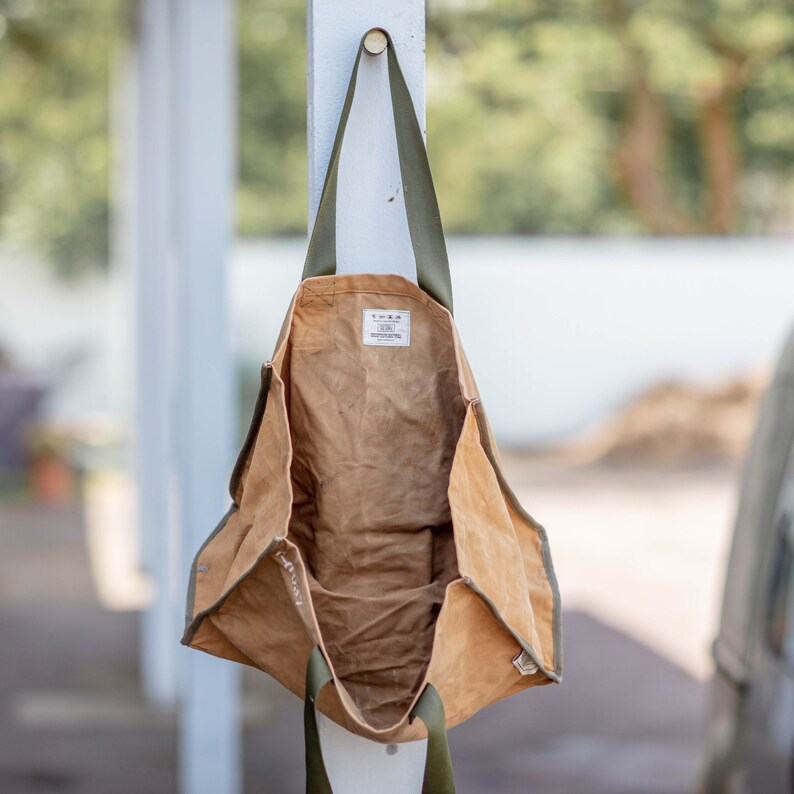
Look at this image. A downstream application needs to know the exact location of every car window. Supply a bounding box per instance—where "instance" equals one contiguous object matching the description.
[767,511,794,664]
[767,437,794,666]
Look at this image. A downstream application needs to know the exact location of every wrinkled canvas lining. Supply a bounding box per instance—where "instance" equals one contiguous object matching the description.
[285,285,466,727]
[181,274,561,738]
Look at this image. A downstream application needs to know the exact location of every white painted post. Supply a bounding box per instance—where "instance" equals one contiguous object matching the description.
[171,1,241,793]
[307,2,428,791]
[135,0,178,707]
[308,1,425,277]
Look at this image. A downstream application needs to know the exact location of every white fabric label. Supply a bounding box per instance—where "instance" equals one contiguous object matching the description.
[362,309,411,347]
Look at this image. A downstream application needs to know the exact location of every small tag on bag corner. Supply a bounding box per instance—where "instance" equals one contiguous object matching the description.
[512,649,539,676]
[362,309,411,347]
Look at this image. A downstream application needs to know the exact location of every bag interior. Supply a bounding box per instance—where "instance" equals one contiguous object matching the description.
[284,281,467,728]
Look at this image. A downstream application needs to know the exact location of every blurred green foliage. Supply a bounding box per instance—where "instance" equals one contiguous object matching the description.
[0,0,126,276]
[431,0,794,235]
[1,0,794,276]
[237,0,307,236]
[235,0,794,237]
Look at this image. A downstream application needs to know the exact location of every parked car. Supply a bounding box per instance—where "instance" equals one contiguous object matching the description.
[700,327,794,793]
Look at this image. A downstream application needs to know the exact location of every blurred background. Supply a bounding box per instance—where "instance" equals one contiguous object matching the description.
[1,0,793,792]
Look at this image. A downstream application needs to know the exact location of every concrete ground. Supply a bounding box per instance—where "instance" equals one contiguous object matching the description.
[0,459,738,793]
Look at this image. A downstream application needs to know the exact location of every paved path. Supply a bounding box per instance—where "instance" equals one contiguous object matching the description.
[0,460,733,792]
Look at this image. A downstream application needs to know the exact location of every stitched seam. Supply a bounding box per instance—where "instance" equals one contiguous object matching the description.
[426,298,447,326]
[302,287,450,315]
[300,281,335,308]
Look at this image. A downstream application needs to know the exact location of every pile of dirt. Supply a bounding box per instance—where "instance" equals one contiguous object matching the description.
[563,372,768,467]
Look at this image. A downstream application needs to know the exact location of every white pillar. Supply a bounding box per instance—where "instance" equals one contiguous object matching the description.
[135,0,178,707]
[171,1,241,792]
[307,3,428,791]
[308,0,425,280]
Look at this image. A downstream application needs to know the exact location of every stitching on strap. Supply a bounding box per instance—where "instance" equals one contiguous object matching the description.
[301,281,336,308]
[426,298,447,325]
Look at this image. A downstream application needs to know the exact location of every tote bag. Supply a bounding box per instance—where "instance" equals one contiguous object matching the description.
[182,29,562,793]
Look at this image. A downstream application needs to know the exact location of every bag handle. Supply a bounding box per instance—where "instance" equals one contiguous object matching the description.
[304,647,456,793]
[302,29,454,314]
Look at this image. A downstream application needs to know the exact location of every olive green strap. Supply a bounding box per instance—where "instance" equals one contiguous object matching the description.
[305,647,334,794]
[411,684,456,793]
[302,30,453,314]
[304,647,456,793]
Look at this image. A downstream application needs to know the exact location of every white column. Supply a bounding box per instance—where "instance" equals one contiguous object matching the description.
[307,3,428,791]
[308,0,425,280]
[135,0,178,707]
[171,1,241,793]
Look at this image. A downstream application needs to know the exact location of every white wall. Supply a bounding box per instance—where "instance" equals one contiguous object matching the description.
[3,237,792,446]
[234,236,794,444]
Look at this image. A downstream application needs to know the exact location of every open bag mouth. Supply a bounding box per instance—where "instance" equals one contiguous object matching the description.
[182,273,561,738]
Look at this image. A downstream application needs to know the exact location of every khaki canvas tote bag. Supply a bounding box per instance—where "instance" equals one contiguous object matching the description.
[182,29,562,793]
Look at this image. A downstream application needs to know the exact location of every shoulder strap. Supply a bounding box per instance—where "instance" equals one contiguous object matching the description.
[304,646,456,793]
[302,30,453,314]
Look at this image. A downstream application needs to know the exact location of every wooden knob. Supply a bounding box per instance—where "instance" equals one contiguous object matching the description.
[364,28,388,56]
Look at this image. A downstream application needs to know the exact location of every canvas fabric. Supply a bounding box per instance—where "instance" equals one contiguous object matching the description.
[182,28,561,792]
